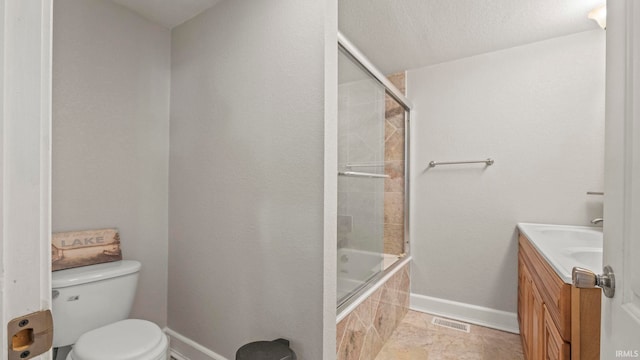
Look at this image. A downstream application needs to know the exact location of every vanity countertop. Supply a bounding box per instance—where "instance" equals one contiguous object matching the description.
[517,223,603,284]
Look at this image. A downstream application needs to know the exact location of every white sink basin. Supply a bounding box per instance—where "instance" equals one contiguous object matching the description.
[538,228,602,243]
[564,247,603,265]
[518,223,603,284]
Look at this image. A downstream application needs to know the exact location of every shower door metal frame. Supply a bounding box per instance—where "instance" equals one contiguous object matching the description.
[336,32,412,312]
[338,32,413,111]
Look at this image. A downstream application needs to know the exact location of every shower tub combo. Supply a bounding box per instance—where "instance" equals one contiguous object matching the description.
[335,32,412,359]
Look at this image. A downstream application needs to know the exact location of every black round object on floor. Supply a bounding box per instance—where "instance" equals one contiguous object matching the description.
[236,338,297,360]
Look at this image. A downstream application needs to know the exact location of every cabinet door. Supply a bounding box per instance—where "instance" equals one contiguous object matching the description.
[531,281,545,360]
[519,254,533,359]
[544,305,570,360]
[518,253,526,327]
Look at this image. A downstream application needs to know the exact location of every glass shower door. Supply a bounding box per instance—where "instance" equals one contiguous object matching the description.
[336,48,386,305]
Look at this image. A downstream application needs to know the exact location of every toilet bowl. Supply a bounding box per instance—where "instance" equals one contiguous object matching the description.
[52,260,168,360]
[65,319,168,360]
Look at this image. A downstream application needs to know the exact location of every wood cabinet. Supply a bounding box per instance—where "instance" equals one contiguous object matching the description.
[518,234,601,360]
[544,305,571,360]
[519,250,547,360]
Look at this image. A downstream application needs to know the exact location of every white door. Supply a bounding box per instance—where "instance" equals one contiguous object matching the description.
[602,0,640,357]
[1,1,53,359]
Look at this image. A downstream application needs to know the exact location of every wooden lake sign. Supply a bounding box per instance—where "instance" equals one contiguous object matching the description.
[52,228,122,271]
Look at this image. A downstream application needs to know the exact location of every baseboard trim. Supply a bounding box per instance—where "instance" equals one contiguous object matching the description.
[164,327,229,360]
[410,293,519,334]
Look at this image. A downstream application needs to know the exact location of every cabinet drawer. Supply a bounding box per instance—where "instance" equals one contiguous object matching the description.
[519,234,572,341]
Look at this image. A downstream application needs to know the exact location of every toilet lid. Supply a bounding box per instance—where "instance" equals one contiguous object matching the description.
[73,319,164,360]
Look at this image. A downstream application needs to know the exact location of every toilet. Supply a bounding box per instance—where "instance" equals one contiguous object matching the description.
[52,260,168,360]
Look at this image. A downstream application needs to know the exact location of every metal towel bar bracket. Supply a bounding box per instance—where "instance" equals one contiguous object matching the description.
[428,158,494,168]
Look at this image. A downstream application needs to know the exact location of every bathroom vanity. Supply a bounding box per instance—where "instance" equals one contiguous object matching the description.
[517,223,602,360]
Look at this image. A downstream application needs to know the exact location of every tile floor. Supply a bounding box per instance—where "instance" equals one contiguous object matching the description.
[375,310,524,360]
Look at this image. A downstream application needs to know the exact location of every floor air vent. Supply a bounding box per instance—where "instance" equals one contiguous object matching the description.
[431,317,471,333]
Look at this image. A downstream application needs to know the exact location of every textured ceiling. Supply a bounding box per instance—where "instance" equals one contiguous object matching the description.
[111,0,606,71]
[339,0,606,74]
[111,0,221,28]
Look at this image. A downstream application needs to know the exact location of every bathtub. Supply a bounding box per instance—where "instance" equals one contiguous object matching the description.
[337,249,401,305]
[336,247,410,322]
[335,252,411,359]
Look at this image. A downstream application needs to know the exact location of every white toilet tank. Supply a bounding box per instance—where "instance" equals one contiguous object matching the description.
[52,260,141,348]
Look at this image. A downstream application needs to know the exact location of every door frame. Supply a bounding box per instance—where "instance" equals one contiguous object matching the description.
[1,1,53,359]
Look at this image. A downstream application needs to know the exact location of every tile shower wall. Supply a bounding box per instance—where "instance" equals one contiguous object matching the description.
[336,263,410,360]
[383,73,406,255]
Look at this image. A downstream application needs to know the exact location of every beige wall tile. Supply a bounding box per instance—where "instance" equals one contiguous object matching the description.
[386,111,405,130]
[387,72,406,94]
[383,224,404,254]
[337,263,410,360]
[383,72,406,256]
[384,128,405,161]
[384,193,404,225]
[384,161,404,193]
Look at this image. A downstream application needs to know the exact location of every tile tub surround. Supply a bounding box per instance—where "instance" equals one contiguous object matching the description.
[336,262,410,360]
[383,72,406,256]
[376,310,524,360]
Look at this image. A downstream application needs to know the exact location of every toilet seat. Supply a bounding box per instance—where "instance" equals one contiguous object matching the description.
[66,319,168,360]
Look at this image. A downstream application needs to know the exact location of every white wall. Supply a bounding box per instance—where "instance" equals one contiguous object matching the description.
[52,0,170,327]
[168,0,335,358]
[408,30,605,315]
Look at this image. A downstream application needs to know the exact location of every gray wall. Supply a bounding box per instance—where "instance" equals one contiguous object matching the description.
[168,0,331,358]
[52,0,170,327]
[408,30,605,313]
